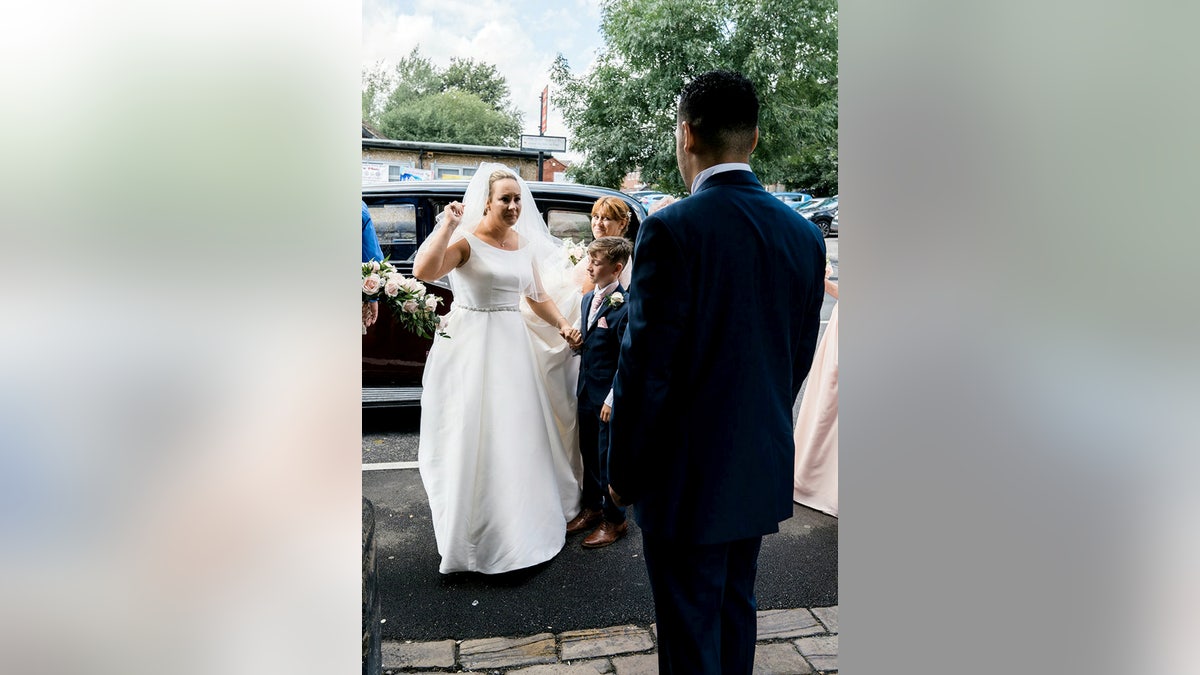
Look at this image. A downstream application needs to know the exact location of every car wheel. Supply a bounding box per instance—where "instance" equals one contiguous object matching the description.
[814,218,831,237]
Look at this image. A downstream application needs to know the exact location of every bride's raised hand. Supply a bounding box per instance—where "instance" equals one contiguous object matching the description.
[443,201,464,229]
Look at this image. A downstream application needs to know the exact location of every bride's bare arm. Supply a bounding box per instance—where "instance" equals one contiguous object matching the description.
[526,296,582,347]
[413,202,470,280]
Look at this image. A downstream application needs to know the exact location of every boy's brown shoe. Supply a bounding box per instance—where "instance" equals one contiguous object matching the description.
[566,508,603,535]
[582,520,628,548]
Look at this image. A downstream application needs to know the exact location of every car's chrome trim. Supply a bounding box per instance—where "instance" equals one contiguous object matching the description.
[362,386,423,408]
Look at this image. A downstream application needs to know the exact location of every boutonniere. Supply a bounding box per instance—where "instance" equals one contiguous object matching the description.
[606,292,625,307]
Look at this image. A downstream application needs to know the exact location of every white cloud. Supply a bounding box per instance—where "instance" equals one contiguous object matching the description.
[361,0,605,159]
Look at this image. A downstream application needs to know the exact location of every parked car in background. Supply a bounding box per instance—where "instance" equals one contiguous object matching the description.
[808,202,838,237]
[363,180,646,408]
[792,196,834,218]
[644,194,671,209]
[791,196,838,237]
[628,190,671,209]
[772,191,812,205]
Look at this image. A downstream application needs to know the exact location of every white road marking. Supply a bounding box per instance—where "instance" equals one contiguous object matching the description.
[363,461,419,471]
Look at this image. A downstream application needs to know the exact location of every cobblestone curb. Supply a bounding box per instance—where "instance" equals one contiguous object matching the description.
[381,605,838,674]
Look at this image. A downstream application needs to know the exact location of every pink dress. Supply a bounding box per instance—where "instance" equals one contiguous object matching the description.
[793,303,838,517]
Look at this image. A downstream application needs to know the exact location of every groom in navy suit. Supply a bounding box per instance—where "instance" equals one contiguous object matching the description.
[608,71,827,674]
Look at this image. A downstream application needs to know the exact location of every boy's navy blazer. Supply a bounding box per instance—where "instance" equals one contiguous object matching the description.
[576,284,629,411]
[608,170,827,545]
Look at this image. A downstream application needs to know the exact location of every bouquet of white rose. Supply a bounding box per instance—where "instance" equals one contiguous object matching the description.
[362,259,449,339]
[562,238,589,266]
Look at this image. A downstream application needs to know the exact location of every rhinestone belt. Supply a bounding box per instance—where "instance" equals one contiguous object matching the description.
[456,304,519,312]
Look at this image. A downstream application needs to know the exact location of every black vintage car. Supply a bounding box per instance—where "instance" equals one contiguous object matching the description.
[362,180,646,408]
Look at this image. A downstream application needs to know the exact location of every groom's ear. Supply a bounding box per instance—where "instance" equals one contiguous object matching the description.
[679,121,697,155]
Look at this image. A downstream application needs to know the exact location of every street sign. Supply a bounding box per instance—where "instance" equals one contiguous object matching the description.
[520,134,567,152]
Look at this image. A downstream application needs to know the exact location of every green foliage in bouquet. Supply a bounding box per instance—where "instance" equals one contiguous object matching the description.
[362,259,450,339]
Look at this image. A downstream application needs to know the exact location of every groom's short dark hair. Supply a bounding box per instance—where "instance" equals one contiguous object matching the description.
[678,70,759,154]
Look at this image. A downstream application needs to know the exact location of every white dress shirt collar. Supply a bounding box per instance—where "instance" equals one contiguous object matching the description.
[690,162,753,194]
[592,280,619,301]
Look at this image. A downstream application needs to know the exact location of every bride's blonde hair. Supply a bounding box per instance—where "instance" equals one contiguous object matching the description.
[488,169,515,189]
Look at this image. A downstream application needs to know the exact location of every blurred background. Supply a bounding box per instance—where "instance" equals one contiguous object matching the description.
[1,0,1197,673]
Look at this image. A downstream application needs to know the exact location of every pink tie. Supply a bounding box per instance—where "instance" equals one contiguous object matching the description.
[589,292,605,326]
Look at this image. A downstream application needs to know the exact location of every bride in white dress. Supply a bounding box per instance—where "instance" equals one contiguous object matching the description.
[413,164,584,574]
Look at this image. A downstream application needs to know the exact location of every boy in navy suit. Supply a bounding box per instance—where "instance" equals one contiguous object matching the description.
[566,236,634,548]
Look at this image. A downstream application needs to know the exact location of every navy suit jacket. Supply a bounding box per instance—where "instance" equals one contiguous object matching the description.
[608,170,826,544]
[576,284,629,412]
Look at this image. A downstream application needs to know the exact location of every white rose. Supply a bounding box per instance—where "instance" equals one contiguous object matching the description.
[425,295,438,310]
[383,276,402,298]
[362,273,382,295]
[402,299,419,313]
[608,292,624,306]
[370,260,380,272]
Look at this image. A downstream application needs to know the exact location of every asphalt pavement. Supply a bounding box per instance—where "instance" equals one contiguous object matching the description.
[364,467,838,642]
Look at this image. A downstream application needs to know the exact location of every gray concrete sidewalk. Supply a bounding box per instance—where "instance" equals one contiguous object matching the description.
[382,605,837,674]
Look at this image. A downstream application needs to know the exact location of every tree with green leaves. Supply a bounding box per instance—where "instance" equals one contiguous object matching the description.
[443,57,512,111]
[551,0,837,195]
[378,90,522,146]
[363,48,524,146]
[362,62,392,123]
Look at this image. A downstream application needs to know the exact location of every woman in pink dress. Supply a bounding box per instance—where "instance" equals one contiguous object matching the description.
[793,261,838,517]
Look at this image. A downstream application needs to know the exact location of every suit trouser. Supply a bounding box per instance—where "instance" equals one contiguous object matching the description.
[641,532,762,675]
[576,405,625,523]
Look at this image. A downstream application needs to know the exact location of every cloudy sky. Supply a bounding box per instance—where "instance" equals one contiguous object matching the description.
[362,0,606,153]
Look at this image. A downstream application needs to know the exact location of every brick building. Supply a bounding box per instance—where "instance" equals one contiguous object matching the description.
[539,155,570,182]
[362,138,543,184]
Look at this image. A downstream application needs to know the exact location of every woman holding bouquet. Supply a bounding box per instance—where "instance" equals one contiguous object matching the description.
[413,164,585,574]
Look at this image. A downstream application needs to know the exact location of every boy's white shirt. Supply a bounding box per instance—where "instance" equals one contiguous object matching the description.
[588,280,619,327]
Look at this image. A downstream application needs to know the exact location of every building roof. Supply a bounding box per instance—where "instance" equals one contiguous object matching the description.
[362,137,541,159]
[361,121,384,139]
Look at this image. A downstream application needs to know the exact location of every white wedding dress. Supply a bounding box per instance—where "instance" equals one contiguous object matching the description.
[418,230,582,574]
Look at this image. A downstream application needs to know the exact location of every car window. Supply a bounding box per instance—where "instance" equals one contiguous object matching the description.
[546,210,592,243]
[369,203,418,261]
